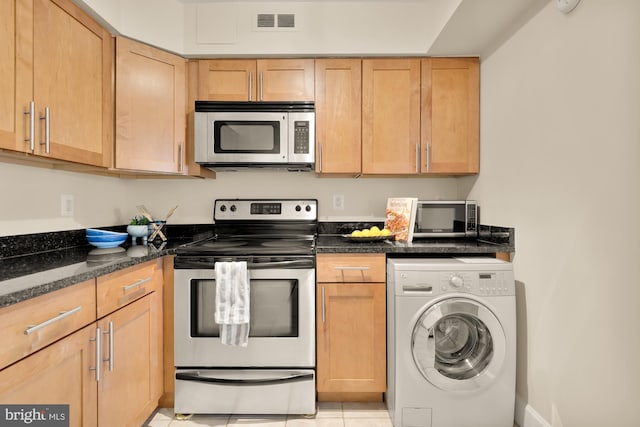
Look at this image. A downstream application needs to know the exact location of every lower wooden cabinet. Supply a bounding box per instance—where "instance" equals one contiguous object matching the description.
[98,292,163,427]
[0,259,164,427]
[316,253,386,401]
[0,324,98,427]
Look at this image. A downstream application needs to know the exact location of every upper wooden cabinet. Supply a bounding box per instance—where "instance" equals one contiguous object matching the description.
[315,59,362,174]
[362,58,422,174]
[115,37,186,174]
[2,0,113,167]
[421,57,479,174]
[198,59,314,102]
[0,1,18,152]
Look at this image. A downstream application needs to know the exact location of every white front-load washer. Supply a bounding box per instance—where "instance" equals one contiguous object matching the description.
[386,258,516,427]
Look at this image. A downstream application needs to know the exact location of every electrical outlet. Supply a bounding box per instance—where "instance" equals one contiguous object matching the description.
[333,194,345,210]
[61,194,74,217]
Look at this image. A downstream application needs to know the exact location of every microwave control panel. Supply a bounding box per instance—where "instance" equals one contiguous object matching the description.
[294,121,310,154]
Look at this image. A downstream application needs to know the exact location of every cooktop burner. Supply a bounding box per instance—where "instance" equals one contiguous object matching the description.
[176,199,318,260]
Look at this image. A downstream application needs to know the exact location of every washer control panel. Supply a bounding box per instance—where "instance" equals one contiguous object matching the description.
[437,271,512,295]
[388,258,515,297]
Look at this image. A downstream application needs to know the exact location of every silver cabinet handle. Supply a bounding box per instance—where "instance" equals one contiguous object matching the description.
[334,266,370,271]
[259,71,263,101]
[248,71,253,101]
[122,277,151,292]
[40,107,50,153]
[415,144,420,173]
[321,287,326,323]
[90,327,102,382]
[318,144,323,172]
[24,306,82,335]
[103,321,114,372]
[24,101,35,151]
[178,143,184,173]
[425,144,431,173]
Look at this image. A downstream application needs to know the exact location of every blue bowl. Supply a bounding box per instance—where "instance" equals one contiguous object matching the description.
[87,234,128,243]
[88,239,126,249]
[86,228,127,238]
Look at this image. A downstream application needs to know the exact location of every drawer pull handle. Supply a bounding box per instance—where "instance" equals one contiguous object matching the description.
[122,277,151,292]
[334,266,370,271]
[24,306,82,335]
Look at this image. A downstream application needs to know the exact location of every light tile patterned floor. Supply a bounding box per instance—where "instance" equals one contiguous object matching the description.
[143,402,393,427]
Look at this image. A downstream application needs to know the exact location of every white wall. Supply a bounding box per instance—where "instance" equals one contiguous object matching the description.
[462,1,640,426]
[0,163,458,236]
[182,0,459,56]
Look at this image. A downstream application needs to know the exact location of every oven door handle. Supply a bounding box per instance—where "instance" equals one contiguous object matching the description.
[176,371,314,385]
[247,259,314,269]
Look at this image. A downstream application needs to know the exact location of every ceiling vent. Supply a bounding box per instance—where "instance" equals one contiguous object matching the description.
[257,13,275,28]
[277,14,295,28]
[255,13,297,31]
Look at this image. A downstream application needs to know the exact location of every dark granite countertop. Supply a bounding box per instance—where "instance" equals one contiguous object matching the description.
[0,222,514,309]
[316,223,515,255]
[316,235,513,254]
[0,225,214,309]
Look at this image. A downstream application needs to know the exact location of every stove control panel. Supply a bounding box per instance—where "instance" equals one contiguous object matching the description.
[215,199,317,221]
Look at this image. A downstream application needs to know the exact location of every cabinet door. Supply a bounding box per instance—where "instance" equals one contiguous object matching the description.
[198,59,257,101]
[98,292,162,427]
[0,0,22,152]
[257,59,315,101]
[362,58,421,174]
[115,37,186,173]
[315,59,362,174]
[421,57,479,174]
[31,0,113,166]
[316,282,386,394]
[0,324,98,427]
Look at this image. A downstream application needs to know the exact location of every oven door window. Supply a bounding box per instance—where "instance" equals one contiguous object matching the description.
[214,121,280,153]
[191,278,298,337]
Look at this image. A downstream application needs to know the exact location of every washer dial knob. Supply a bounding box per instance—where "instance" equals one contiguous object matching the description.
[449,274,464,288]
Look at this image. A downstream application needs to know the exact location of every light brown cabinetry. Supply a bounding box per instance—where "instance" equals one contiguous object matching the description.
[0,0,113,166]
[421,57,479,174]
[0,1,19,152]
[0,279,96,370]
[198,58,314,101]
[115,37,186,174]
[362,58,422,174]
[0,259,164,427]
[0,324,99,427]
[95,259,163,427]
[315,59,362,174]
[316,253,386,401]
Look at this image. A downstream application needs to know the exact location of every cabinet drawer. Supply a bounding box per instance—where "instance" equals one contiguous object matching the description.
[0,280,96,370]
[317,254,386,283]
[97,259,162,318]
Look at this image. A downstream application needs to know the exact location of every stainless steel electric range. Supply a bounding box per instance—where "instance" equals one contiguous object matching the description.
[173,199,317,416]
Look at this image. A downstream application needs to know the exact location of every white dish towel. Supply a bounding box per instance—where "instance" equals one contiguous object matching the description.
[214,261,250,346]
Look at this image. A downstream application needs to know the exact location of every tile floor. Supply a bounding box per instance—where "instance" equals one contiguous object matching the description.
[143,402,393,427]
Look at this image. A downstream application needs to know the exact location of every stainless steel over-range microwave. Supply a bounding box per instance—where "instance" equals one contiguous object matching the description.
[194,101,315,171]
[414,200,478,238]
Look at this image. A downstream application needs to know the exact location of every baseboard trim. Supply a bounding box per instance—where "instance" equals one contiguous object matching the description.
[515,395,551,427]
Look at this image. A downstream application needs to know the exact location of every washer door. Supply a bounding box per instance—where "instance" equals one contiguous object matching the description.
[411,297,506,392]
